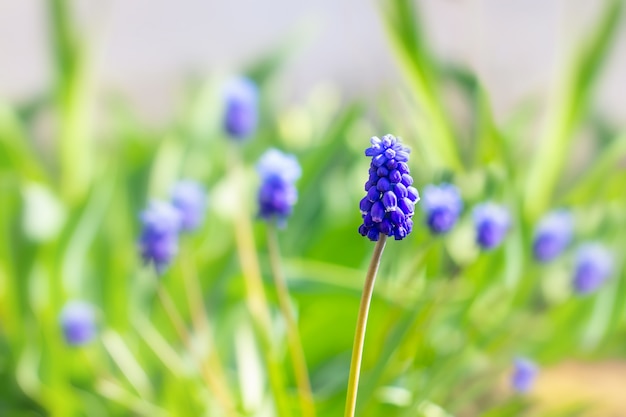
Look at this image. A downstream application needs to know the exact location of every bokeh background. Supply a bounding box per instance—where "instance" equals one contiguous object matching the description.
[1,1,626,416]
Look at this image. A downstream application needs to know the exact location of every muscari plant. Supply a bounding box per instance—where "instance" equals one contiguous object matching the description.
[1,0,625,416]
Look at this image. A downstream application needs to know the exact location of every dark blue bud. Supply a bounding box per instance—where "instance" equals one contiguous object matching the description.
[384,148,396,159]
[372,154,387,167]
[367,228,380,241]
[367,186,380,202]
[377,177,391,192]
[360,197,372,213]
[389,169,402,184]
[397,162,409,174]
[377,167,389,177]
[390,210,405,225]
[393,183,408,199]
[401,174,413,186]
[371,201,385,222]
[382,191,397,211]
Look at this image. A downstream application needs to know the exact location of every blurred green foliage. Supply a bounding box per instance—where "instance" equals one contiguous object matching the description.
[1,0,625,416]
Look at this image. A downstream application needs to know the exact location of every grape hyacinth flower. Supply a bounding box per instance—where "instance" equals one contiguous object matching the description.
[421,183,463,235]
[346,134,418,417]
[171,180,206,232]
[256,148,302,225]
[223,76,258,139]
[511,357,538,393]
[573,243,613,294]
[473,203,510,250]
[60,301,97,346]
[533,210,573,263]
[358,134,420,241]
[139,201,182,275]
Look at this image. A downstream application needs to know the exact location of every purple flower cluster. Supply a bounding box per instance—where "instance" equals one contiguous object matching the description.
[573,243,613,294]
[223,76,258,139]
[533,210,573,263]
[60,301,97,346]
[473,203,510,250]
[421,183,463,235]
[139,180,207,274]
[256,149,302,225]
[511,357,537,393]
[358,135,420,241]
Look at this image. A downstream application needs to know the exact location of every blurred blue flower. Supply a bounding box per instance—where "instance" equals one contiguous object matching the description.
[421,183,463,234]
[223,76,258,139]
[358,134,420,241]
[511,357,537,393]
[573,243,613,294]
[171,180,206,232]
[60,301,97,346]
[256,149,301,225]
[473,203,510,250]
[533,210,573,263]
[139,201,182,275]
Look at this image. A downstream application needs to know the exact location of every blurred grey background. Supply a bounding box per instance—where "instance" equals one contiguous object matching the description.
[0,0,624,123]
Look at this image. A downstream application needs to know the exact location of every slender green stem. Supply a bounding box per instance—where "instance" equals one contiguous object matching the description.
[229,153,291,417]
[156,281,239,416]
[344,236,387,417]
[267,225,316,417]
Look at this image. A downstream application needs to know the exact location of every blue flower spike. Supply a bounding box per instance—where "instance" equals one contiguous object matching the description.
[171,180,207,232]
[573,243,613,294]
[60,301,97,346]
[256,148,302,226]
[473,202,510,250]
[358,134,419,241]
[511,357,538,394]
[533,210,573,263]
[421,183,463,235]
[223,76,259,140]
[139,201,182,275]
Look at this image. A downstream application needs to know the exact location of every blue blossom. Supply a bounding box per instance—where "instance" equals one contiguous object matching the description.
[171,180,206,232]
[358,134,420,241]
[473,203,510,250]
[573,243,613,294]
[421,183,463,234]
[60,301,97,346]
[223,76,258,139]
[533,210,573,262]
[511,357,537,393]
[257,149,301,225]
[139,201,182,275]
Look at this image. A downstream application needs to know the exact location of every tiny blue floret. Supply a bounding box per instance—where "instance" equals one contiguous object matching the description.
[139,201,182,275]
[421,183,463,234]
[358,134,419,241]
[171,180,206,232]
[573,243,613,294]
[511,357,537,393]
[256,149,301,225]
[473,202,510,250]
[533,210,573,263]
[223,76,258,139]
[60,301,97,346]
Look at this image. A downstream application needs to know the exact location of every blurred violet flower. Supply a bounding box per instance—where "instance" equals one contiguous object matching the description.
[511,357,537,393]
[256,148,301,225]
[358,134,420,241]
[473,202,510,250]
[171,180,206,232]
[60,301,97,346]
[421,183,463,235]
[139,201,182,275]
[573,243,613,294]
[533,210,573,263]
[223,76,258,139]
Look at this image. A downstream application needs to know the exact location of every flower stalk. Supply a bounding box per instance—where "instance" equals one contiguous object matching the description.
[344,235,387,417]
[267,224,316,417]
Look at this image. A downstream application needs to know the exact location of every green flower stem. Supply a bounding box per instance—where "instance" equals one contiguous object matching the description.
[345,236,388,417]
[267,224,316,417]
[156,283,239,417]
[230,156,291,417]
[180,253,240,416]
